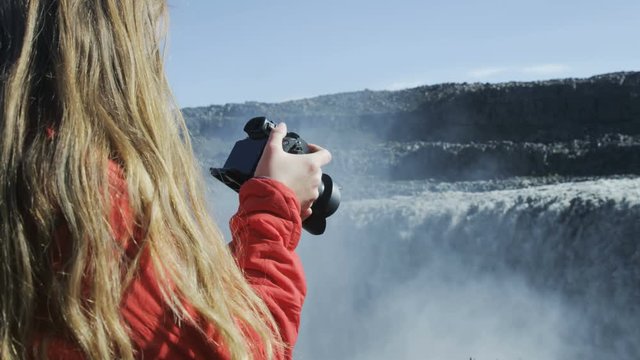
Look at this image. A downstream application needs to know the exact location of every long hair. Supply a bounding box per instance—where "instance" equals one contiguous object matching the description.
[0,1,280,358]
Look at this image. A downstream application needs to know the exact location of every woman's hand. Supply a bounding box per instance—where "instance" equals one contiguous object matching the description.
[254,123,332,220]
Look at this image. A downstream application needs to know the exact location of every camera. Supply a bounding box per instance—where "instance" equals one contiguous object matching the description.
[210,117,340,235]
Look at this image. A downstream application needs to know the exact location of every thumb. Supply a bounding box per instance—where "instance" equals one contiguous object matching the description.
[266,122,287,152]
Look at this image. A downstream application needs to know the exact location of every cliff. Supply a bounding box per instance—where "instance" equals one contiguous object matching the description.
[184,71,640,181]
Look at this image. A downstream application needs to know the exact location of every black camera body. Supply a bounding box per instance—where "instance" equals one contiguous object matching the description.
[210,117,340,235]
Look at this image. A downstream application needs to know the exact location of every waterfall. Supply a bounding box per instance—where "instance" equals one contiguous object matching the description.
[189,72,640,359]
[296,177,640,360]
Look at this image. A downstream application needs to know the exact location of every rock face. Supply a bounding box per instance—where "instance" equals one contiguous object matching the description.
[389,134,640,181]
[184,71,640,181]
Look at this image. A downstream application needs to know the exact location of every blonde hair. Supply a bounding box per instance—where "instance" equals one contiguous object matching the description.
[0,1,280,358]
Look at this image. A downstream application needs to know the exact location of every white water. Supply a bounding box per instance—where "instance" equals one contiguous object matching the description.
[293,177,640,360]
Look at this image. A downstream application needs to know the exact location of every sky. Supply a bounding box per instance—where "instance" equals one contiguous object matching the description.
[165,0,640,107]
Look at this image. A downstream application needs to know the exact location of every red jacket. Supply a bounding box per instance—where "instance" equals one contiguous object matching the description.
[41,164,306,359]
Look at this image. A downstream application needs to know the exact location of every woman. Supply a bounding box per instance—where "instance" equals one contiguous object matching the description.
[0,1,331,359]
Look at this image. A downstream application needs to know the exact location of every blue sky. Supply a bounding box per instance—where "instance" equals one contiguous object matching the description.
[166,0,640,107]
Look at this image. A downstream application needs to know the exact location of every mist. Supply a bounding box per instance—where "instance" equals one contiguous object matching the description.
[202,141,640,360]
[192,74,640,360]
[293,177,640,360]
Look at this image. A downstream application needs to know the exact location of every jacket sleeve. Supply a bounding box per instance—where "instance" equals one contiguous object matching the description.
[229,177,306,359]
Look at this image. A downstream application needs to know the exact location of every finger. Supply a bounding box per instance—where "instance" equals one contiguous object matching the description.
[266,122,287,152]
[307,143,323,152]
[301,197,316,212]
[308,146,332,166]
[301,207,313,221]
